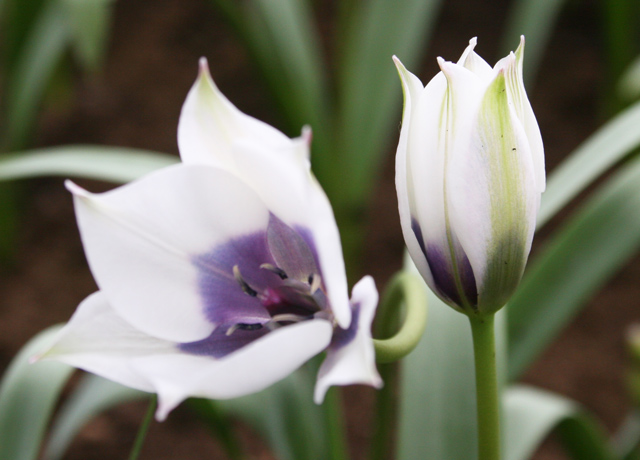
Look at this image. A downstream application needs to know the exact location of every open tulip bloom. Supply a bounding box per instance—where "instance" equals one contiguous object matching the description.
[38,59,382,420]
[394,37,545,314]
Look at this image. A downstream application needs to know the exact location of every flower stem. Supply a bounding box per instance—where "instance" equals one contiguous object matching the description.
[128,394,157,460]
[468,313,500,460]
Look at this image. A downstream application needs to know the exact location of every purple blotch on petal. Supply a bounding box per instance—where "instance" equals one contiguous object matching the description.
[179,326,270,359]
[191,231,275,327]
[329,300,360,349]
[191,215,325,328]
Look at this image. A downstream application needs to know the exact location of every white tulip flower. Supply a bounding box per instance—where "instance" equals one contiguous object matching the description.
[394,37,545,314]
[38,59,382,420]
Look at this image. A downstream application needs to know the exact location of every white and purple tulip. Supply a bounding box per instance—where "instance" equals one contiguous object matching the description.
[40,59,382,420]
[394,37,545,314]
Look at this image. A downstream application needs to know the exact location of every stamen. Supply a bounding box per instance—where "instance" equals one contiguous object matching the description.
[233,265,257,297]
[226,323,240,336]
[308,273,322,294]
[271,313,312,323]
[260,263,288,279]
[226,322,263,336]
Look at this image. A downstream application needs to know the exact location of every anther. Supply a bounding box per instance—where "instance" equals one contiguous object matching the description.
[271,313,311,324]
[233,265,258,297]
[308,273,321,294]
[226,322,263,336]
[260,263,288,279]
[226,324,240,336]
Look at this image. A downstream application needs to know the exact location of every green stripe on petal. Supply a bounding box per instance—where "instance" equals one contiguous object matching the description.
[475,68,536,312]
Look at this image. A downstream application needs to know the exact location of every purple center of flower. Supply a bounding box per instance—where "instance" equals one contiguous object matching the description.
[180,213,330,358]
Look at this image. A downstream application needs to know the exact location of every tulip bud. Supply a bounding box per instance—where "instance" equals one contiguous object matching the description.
[394,37,545,315]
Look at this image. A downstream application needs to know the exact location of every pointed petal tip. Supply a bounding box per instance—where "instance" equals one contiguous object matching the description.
[515,36,526,59]
[353,274,376,295]
[469,36,478,47]
[392,56,419,91]
[198,57,210,75]
[154,390,185,421]
[392,55,406,72]
[196,57,216,89]
[155,402,170,422]
[313,383,328,404]
[65,180,90,198]
[301,125,312,145]
[437,57,457,78]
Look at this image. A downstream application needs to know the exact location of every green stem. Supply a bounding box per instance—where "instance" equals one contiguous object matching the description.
[128,394,157,460]
[469,313,500,460]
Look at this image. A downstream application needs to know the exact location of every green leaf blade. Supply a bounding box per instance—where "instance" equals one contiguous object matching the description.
[504,385,615,460]
[0,146,179,184]
[0,325,73,460]
[510,155,640,379]
[4,0,71,150]
[539,99,640,227]
[333,0,441,206]
[43,374,146,460]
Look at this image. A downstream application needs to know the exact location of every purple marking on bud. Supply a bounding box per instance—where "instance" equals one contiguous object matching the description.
[411,218,477,308]
[424,245,477,308]
[411,218,428,259]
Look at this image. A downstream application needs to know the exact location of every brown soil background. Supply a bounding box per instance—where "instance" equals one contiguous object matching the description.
[0,0,636,459]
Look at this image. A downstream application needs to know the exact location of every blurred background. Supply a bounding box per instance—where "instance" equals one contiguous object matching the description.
[0,0,637,459]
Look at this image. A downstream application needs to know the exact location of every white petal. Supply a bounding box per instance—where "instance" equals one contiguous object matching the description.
[392,56,436,288]
[177,58,291,171]
[232,139,311,225]
[305,176,351,328]
[456,37,493,81]
[68,164,271,342]
[314,276,382,404]
[512,37,545,192]
[447,67,539,311]
[39,292,173,393]
[493,41,544,192]
[133,319,333,420]
[407,59,483,291]
[232,139,351,328]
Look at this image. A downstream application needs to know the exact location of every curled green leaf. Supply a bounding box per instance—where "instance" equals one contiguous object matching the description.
[373,271,428,363]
